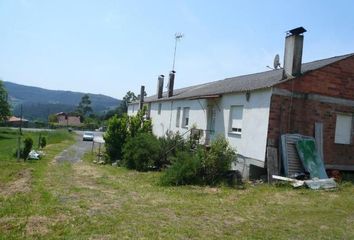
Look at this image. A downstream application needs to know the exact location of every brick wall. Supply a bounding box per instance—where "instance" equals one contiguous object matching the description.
[277,55,354,100]
[267,56,354,167]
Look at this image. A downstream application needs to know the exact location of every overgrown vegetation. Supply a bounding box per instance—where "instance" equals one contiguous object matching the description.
[104,107,152,163]
[40,136,47,148]
[1,127,353,239]
[122,133,161,171]
[160,136,237,186]
[104,107,238,187]
[22,137,34,160]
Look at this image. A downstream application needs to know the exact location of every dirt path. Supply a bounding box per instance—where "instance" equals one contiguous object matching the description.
[55,131,103,163]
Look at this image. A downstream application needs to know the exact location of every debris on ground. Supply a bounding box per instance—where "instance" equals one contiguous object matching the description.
[275,134,338,190]
[272,175,337,189]
[28,150,45,160]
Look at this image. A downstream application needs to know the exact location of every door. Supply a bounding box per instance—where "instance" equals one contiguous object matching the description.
[206,105,216,145]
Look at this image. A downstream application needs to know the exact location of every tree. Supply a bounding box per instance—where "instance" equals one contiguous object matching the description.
[48,114,58,123]
[120,91,138,113]
[76,94,93,117]
[0,80,11,122]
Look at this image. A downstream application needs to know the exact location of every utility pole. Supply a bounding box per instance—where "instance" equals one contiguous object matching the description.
[17,104,23,161]
[19,104,23,135]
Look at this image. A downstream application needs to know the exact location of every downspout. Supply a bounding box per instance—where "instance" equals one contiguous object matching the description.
[168,101,174,131]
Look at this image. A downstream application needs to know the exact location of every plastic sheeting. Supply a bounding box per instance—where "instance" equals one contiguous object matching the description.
[295,139,328,179]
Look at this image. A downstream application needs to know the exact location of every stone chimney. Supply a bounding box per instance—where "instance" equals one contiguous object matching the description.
[283,27,306,78]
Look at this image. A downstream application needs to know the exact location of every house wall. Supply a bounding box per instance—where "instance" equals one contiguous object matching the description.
[149,99,208,137]
[216,89,272,164]
[268,56,354,169]
[57,116,82,126]
[148,88,272,167]
[127,103,139,116]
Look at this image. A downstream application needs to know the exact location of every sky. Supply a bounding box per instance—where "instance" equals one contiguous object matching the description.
[0,0,353,100]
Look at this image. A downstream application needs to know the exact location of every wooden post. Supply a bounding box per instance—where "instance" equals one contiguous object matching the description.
[267,146,279,183]
[315,122,324,161]
[17,135,21,161]
[38,133,42,149]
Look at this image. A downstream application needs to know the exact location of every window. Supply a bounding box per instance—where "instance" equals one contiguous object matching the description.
[335,113,352,144]
[182,107,190,128]
[176,107,181,127]
[229,105,243,134]
[158,103,162,115]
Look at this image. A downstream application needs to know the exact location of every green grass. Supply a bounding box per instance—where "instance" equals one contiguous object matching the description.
[1,132,354,239]
[0,128,73,183]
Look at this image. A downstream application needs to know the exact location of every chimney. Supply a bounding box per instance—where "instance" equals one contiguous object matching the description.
[168,70,176,97]
[283,27,306,78]
[139,85,145,110]
[157,75,164,99]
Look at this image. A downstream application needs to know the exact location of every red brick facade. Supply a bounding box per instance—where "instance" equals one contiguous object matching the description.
[267,56,354,168]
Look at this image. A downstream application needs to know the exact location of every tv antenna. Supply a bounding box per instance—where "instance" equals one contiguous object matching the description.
[172,32,184,71]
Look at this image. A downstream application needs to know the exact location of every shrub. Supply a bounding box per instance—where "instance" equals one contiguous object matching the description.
[160,136,237,186]
[23,137,34,160]
[160,150,201,186]
[200,136,236,185]
[104,107,152,163]
[122,133,161,171]
[157,131,186,169]
[129,106,152,137]
[40,136,47,148]
[104,115,128,162]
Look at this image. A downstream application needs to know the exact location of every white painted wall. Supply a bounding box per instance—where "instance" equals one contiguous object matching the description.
[217,89,272,162]
[127,103,139,116]
[149,99,208,137]
[129,88,272,164]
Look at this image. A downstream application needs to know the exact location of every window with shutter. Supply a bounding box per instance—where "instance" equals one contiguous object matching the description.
[335,114,352,144]
[229,105,243,134]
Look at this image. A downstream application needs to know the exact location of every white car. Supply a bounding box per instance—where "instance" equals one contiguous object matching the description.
[82,131,94,141]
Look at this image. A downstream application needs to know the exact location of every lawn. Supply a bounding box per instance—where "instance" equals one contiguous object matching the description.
[0,128,353,239]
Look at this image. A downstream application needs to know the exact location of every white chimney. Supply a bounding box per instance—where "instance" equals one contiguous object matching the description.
[283,27,306,78]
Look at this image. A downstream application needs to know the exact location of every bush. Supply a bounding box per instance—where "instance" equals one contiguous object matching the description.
[160,136,237,186]
[23,137,34,160]
[40,136,47,148]
[104,115,128,163]
[160,150,201,186]
[122,133,161,171]
[157,131,186,169]
[104,107,152,163]
[200,136,236,185]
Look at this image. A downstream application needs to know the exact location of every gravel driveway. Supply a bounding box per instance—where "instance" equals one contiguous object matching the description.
[55,131,104,163]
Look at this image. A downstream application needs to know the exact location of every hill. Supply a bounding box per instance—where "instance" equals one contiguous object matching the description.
[4,81,121,121]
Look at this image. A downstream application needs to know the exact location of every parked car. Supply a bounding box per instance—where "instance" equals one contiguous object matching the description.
[82,131,94,141]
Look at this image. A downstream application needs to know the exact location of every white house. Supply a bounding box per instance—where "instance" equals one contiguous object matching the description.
[128,28,354,179]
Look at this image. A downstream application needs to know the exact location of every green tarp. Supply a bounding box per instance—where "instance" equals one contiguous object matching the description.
[295,139,328,179]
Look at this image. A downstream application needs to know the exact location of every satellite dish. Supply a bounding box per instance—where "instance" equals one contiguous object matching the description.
[273,54,281,69]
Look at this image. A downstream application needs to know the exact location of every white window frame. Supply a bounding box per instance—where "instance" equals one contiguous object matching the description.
[229,105,243,135]
[176,107,181,127]
[182,107,190,128]
[334,113,353,145]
